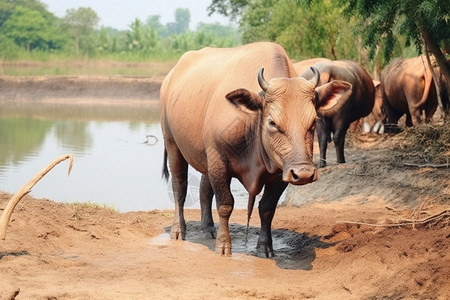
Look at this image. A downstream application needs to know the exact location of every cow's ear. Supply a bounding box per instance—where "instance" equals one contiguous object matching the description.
[315,80,352,117]
[226,88,263,113]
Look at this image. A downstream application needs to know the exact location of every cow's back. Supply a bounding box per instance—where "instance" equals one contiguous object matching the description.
[331,60,375,118]
[307,60,375,119]
[160,42,295,173]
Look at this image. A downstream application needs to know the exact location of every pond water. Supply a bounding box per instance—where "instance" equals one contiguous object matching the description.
[0,101,251,212]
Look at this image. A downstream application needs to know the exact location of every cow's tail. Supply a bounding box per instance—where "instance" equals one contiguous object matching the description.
[245,195,256,244]
[415,57,433,110]
[162,147,169,181]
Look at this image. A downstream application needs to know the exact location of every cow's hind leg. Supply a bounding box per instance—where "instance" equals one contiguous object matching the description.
[200,174,216,238]
[257,180,288,258]
[166,142,188,240]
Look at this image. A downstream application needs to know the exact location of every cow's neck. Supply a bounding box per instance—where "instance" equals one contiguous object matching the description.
[230,112,279,196]
[254,113,278,174]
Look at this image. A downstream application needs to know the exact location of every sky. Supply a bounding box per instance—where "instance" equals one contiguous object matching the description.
[40,0,231,30]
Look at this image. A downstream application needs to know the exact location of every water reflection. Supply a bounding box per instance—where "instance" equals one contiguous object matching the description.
[0,101,252,212]
[0,102,173,212]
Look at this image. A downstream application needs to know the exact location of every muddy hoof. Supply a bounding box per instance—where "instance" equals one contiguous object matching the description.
[202,226,216,239]
[170,226,186,240]
[257,244,275,258]
[215,241,232,256]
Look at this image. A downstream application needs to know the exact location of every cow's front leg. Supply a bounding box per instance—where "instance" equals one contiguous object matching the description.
[316,118,329,168]
[200,174,216,238]
[333,127,347,164]
[257,180,288,258]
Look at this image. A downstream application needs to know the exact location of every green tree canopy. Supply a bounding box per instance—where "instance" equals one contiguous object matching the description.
[0,5,59,51]
[166,8,190,35]
[340,0,450,112]
[222,0,362,63]
[0,0,53,27]
[62,7,99,54]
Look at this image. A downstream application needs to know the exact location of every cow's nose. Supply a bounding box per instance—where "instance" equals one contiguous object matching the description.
[283,167,318,185]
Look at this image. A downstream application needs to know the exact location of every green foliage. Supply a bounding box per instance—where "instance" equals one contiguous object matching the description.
[0,34,23,59]
[239,0,363,63]
[207,0,249,21]
[0,0,240,63]
[62,7,100,54]
[340,0,450,61]
[0,5,62,51]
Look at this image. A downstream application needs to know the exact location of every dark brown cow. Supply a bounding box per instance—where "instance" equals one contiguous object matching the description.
[295,60,375,167]
[160,42,352,256]
[381,55,438,130]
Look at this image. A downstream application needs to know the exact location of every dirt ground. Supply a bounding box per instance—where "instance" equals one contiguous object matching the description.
[0,75,449,299]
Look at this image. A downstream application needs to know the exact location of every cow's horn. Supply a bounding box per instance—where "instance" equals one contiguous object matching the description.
[309,67,320,87]
[258,68,269,92]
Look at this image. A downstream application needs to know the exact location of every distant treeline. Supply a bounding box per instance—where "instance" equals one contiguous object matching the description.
[1,0,449,77]
[0,0,240,61]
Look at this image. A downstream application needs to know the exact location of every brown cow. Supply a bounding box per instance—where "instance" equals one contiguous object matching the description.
[363,80,386,133]
[295,60,375,167]
[160,42,352,257]
[381,55,437,130]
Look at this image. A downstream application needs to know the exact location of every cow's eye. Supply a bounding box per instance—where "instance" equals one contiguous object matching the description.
[267,116,283,133]
[267,116,277,127]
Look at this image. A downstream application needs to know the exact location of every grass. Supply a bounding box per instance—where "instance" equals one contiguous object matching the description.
[0,59,176,76]
[70,200,117,220]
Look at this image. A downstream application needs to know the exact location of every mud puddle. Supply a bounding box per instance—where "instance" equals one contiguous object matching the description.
[153,221,335,270]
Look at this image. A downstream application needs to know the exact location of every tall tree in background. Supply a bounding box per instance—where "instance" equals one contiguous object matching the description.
[210,0,362,63]
[62,7,99,54]
[339,0,450,95]
[208,0,248,21]
[0,0,53,27]
[0,5,54,51]
[166,8,190,35]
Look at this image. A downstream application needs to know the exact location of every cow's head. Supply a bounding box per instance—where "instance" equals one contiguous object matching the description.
[226,67,352,185]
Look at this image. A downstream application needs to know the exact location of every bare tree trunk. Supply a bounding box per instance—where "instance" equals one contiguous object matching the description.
[422,37,445,120]
[421,29,450,120]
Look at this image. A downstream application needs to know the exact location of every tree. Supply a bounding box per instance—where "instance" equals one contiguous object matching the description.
[0,5,53,51]
[126,18,144,52]
[62,7,99,54]
[0,0,53,27]
[146,15,166,37]
[340,0,450,105]
[166,8,190,35]
[226,0,362,63]
[207,0,249,21]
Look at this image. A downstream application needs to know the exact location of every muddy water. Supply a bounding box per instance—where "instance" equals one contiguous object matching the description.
[153,221,334,270]
[0,101,256,212]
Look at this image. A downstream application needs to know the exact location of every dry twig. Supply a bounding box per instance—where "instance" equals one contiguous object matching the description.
[336,209,449,228]
[0,154,73,240]
[403,162,449,168]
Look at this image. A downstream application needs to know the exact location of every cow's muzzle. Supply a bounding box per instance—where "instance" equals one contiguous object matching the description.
[283,166,318,185]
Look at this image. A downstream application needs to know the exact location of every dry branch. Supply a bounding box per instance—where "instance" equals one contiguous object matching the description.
[0,154,73,240]
[336,209,449,228]
[403,162,449,168]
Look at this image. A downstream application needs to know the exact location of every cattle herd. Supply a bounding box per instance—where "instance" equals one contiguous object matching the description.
[159,42,449,257]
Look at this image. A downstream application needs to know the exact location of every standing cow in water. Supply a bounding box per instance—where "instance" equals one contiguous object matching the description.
[295,60,375,167]
[160,42,352,257]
